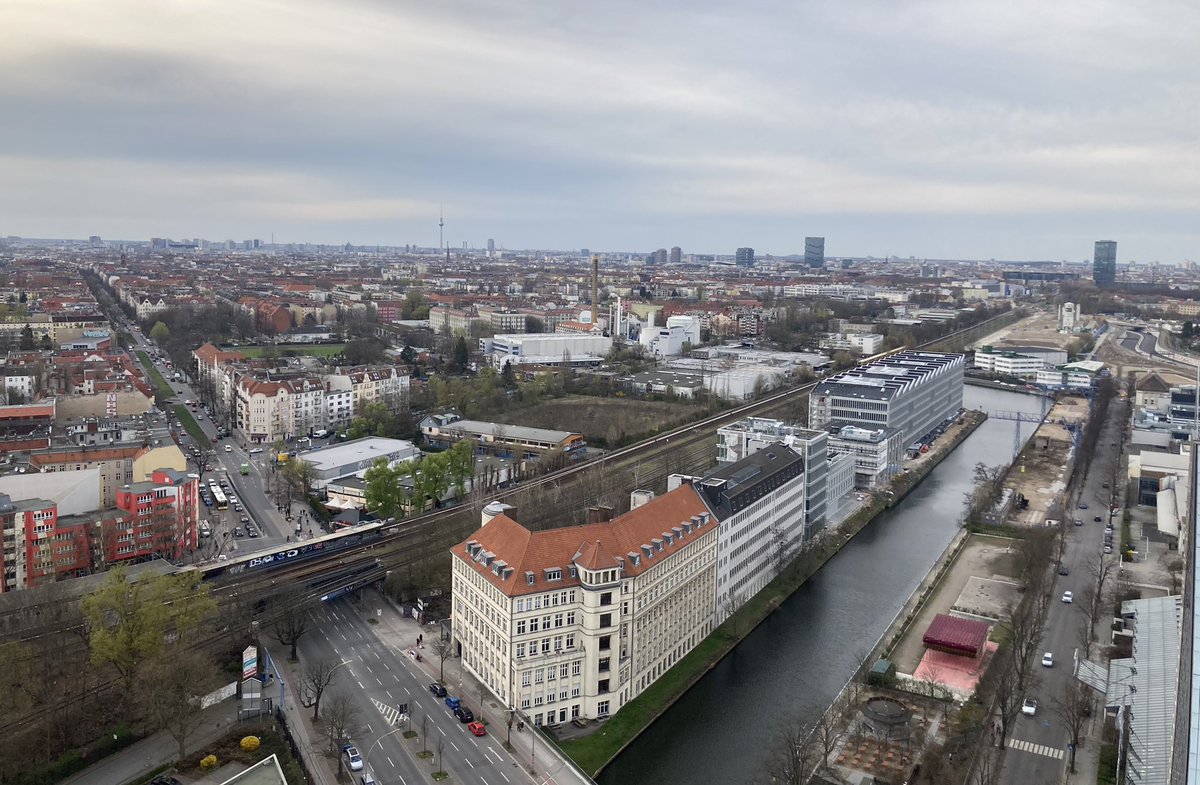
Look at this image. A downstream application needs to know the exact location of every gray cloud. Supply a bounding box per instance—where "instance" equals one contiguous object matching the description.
[1,0,1197,260]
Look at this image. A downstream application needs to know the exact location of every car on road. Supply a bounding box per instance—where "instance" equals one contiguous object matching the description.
[1074,518,1083,526]
[247,528,258,538]
[1058,565,1069,576]
[1062,591,1073,603]
[1094,516,1102,522]
[225,444,233,452]
[429,683,447,698]
[241,515,249,523]
[1102,482,1110,489]
[342,745,363,771]
[454,706,475,723]
[1042,652,1054,667]
[1021,698,1037,716]
[467,721,486,736]
[1104,545,1114,554]
[249,447,264,454]
[445,696,460,710]
[1078,502,1088,509]
[233,527,244,538]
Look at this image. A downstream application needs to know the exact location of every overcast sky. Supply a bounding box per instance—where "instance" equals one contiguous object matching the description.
[2,0,1197,261]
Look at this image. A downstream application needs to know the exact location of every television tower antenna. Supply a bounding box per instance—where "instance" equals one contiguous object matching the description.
[438,204,444,257]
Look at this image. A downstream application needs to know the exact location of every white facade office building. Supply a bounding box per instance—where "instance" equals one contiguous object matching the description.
[810,351,965,445]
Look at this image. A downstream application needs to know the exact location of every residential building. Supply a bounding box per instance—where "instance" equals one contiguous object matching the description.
[1134,372,1172,411]
[450,485,719,725]
[820,333,885,355]
[113,468,200,562]
[1094,240,1117,287]
[1035,360,1104,390]
[810,351,965,445]
[0,494,77,592]
[29,445,146,507]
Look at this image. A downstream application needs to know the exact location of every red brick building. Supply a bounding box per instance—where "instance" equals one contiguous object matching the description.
[113,468,200,562]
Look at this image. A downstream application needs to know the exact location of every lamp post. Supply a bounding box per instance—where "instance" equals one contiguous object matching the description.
[364,727,407,777]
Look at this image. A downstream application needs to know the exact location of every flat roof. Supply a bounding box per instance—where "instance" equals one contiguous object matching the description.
[922,613,990,657]
[301,437,418,469]
[439,419,580,445]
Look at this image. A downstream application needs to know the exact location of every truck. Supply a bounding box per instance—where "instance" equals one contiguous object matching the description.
[240,463,250,476]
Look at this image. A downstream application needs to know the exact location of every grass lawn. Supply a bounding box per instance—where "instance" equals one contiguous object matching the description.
[238,343,346,358]
[137,350,175,400]
[172,404,208,445]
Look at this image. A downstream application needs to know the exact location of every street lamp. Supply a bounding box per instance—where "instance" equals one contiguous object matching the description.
[363,726,407,777]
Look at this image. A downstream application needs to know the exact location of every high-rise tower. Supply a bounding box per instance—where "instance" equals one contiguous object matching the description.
[1093,241,1117,287]
[805,237,825,268]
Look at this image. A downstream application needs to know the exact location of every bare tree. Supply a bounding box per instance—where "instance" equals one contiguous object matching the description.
[431,634,454,681]
[815,711,841,771]
[435,736,446,775]
[137,647,222,762]
[320,691,361,755]
[992,655,1023,750]
[760,715,820,785]
[1008,600,1046,694]
[421,712,429,755]
[272,594,314,661]
[1090,553,1118,614]
[301,658,339,719]
[1053,681,1094,773]
[973,729,1003,785]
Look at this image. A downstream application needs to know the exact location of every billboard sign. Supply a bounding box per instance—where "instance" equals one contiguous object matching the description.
[242,645,258,681]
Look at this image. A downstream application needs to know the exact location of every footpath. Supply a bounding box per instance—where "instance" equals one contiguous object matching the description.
[358,587,597,785]
[58,701,241,785]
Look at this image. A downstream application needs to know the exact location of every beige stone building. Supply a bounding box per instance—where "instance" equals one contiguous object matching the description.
[451,485,718,727]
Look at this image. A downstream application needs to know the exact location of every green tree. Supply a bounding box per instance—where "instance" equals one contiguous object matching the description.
[149,320,171,344]
[500,361,517,389]
[345,401,401,440]
[18,323,33,350]
[364,459,412,519]
[81,569,217,711]
[452,336,470,371]
[400,345,417,366]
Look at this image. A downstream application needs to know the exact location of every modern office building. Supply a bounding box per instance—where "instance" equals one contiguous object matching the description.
[1094,240,1117,287]
[735,247,756,267]
[805,237,825,268]
[451,487,719,726]
[480,333,612,367]
[809,351,965,445]
[689,446,806,621]
[669,246,682,265]
[825,424,905,489]
[298,437,421,489]
[972,347,1048,378]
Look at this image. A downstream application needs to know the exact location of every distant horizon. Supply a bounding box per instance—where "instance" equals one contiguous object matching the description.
[0,231,1168,267]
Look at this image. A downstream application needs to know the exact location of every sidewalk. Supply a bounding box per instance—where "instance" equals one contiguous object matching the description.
[59,700,241,785]
[360,587,597,785]
[267,648,342,785]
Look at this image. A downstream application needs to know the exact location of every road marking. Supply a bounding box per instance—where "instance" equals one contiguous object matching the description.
[341,633,347,641]
[382,662,390,670]
[377,678,383,686]
[386,690,394,699]
[1008,738,1064,759]
[463,756,471,767]
[480,777,489,785]
[439,726,446,736]
[500,772,509,782]
[387,756,395,768]
[404,687,410,696]
[358,681,365,690]
[371,697,405,727]
[399,777,407,785]
[452,741,460,752]
[364,663,373,673]
[366,722,373,734]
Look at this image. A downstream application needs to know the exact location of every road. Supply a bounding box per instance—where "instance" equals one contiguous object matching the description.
[300,600,523,785]
[127,326,313,558]
[999,395,1123,784]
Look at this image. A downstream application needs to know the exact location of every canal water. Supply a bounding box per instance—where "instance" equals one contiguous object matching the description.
[598,386,1045,785]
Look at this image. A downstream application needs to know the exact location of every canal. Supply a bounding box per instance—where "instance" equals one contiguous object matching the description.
[598,386,1046,785]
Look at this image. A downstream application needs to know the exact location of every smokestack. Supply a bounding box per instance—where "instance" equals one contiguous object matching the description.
[591,254,600,315]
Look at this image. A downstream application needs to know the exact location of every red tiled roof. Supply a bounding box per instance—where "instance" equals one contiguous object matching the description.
[0,402,56,420]
[922,614,990,657]
[452,484,717,596]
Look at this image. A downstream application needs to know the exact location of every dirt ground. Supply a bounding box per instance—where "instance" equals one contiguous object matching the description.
[1005,396,1089,527]
[970,311,1080,352]
[891,534,1020,675]
[494,395,706,447]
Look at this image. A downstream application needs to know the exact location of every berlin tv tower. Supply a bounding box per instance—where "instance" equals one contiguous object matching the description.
[438,204,444,258]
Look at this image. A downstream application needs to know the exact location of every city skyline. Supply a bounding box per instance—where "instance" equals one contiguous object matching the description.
[2,0,1198,261]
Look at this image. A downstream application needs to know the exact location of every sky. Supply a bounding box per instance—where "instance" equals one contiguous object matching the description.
[2,0,1198,261]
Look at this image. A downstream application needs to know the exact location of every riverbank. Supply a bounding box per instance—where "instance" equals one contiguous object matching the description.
[557,410,989,778]
[964,375,1034,394]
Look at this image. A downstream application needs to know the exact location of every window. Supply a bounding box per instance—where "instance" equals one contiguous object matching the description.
[566,634,575,649]
[516,643,526,658]
[598,635,611,651]
[560,663,569,678]
[535,669,544,684]
[598,679,610,694]
[599,613,613,628]
[598,700,610,716]
[521,698,530,709]
[529,618,539,633]
[598,657,610,672]
[566,612,576,625]
[541,639,551,654]
[571,705,580,719]
[522,672,531,686]
[572,661,581,677]
[600,591,613,606]
[554,613,564,628]
[554,635,563,651]
[517,620,527,635]
[546,568,562,581]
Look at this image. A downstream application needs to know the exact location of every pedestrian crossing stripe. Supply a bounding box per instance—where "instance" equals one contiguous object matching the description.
[372,697,405,727]
[1008,738,1064,760]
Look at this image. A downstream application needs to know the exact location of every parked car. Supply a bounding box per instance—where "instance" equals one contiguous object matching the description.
[342,745,363,771]
[1078,502,1088,509]
[445,696,460,710]
[1093,516,1102,522]
[250,447,264,454]
[1041,652,1054,667]
[467,721,487,736]
[1058,565,1069,576]
[1104,545,1114,554]
[233,527,244,538]
[429,683,447,698]
[1021,698,1038,716]
[454,706,475,723]
[1062,591,1073,603]
[225,444,233,453]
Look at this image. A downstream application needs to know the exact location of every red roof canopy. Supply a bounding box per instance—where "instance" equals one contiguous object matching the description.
[922,613,990,658]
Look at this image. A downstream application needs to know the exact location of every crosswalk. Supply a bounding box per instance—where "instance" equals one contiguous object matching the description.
[1008,738,1064,760]
[372,696,407,727]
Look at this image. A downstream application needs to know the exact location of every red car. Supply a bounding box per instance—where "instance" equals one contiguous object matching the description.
[467,722,486,737]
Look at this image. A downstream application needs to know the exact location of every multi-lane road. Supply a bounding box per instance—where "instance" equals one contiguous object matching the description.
[999,394,1124,784]
[296,599,524,785]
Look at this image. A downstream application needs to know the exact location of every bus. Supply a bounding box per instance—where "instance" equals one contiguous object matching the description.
[211,486,229,510]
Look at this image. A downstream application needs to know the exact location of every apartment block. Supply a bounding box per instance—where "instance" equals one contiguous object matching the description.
[451,487,719,726]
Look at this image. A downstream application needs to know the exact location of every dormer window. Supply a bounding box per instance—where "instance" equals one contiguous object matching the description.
[568,564,578,578]
[662,532,673,546]
[526,572,536,586]
[629,552,640,567]
[653,538,664,552]
[641,545,653,559]
[545,568,562,581]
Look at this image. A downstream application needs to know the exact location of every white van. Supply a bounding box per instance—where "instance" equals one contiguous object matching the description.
[313,429,330,439]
